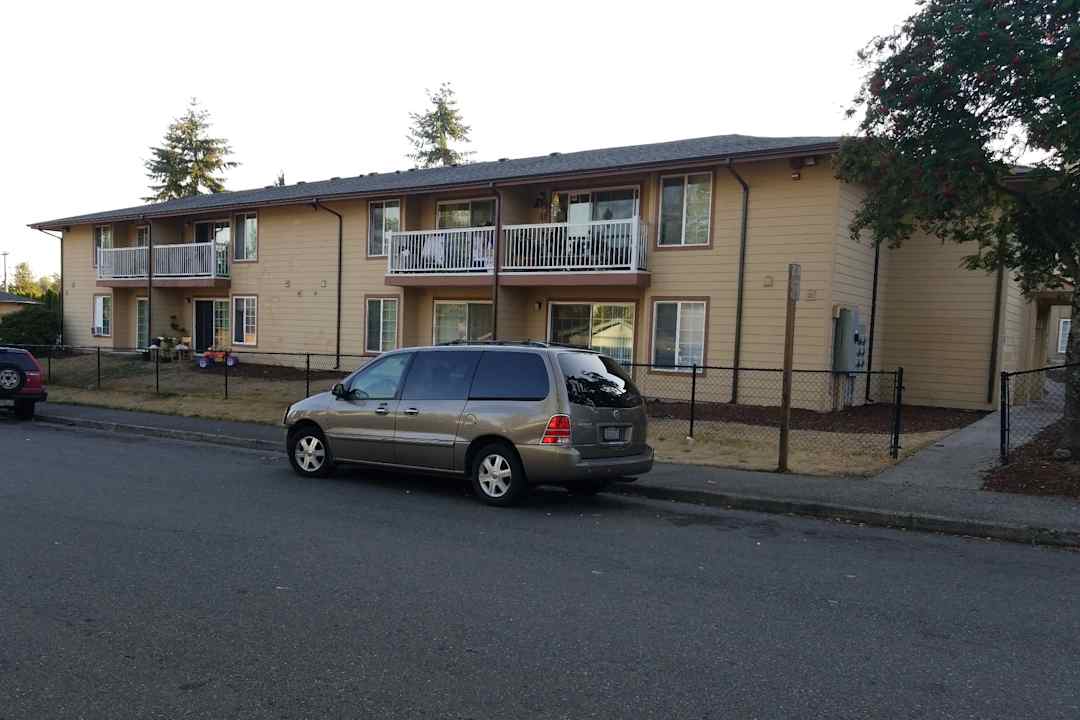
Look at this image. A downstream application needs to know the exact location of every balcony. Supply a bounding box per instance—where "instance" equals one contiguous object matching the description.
[385,218,650,287]
[96,242,230,288]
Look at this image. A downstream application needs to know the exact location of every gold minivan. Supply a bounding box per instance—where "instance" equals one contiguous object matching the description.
[284,343,654,505]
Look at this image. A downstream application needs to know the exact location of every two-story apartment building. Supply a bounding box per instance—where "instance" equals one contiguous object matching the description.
[30,133,1046,411]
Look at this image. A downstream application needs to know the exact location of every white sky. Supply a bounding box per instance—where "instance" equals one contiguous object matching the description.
[1,0,917,280]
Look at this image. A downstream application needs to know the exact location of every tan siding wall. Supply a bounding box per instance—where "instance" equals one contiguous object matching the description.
[62,225,112,348]
[1001,274,1036,374]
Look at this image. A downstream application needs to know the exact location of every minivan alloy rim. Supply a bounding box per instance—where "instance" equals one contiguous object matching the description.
[295,436,325,472]
[478,454,512,497]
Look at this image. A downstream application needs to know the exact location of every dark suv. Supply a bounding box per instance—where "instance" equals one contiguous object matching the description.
[284,343,654,505]
[0,347,48,420]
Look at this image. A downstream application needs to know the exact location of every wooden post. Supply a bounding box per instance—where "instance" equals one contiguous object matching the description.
[778,263,800,472]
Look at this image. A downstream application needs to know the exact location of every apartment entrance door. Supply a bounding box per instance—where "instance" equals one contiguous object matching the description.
[194,300,215,352]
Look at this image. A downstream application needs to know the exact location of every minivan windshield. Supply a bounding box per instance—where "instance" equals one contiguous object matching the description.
[558,352,642,408]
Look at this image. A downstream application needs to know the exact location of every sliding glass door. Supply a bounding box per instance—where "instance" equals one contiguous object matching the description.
[548,302,635,365]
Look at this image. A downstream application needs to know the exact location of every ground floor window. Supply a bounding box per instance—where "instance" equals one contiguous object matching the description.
[366,297,399,353]
[433,301,493,344]
[136,298,149,348]
[651,300,706,370]
[1059,318,1071,355]
[548,302,635,365]
[92,295,112,337]
[232,296,257,346]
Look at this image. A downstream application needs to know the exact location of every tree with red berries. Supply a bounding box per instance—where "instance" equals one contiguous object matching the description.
[836,0,1080,449]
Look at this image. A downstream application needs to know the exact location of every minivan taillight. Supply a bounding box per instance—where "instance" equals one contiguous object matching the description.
[541,414,572,445]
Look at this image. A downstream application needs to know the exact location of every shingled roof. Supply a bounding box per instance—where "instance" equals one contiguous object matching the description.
[30,133,839,230]
[0,291,41,305]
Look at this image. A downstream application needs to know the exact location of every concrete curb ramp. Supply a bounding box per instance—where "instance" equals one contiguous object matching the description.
[35,412,1080,549]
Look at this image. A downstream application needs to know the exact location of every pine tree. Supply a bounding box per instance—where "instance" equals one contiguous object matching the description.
[144,99,238,202]
[275,171,286,187]
[406,83,474,168]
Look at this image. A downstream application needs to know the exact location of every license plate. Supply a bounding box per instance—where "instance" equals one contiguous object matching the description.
[602,426,623,442]
[0,399,13,408]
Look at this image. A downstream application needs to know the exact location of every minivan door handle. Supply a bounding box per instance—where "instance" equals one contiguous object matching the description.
[374,405,390,416]
[402,407,420,416]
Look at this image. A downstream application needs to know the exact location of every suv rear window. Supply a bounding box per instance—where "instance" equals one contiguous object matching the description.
[0,350,36,371]
[469,351,550,401]
[558,352,642,408]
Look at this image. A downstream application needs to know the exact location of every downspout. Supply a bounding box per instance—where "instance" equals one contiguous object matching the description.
[36,228,64,345]
[490,184,502,341]
[987,256,1006,404]
[313,200,344,368]
[726,163,749,403]
[143,215,152,347]
[864,240,881,402]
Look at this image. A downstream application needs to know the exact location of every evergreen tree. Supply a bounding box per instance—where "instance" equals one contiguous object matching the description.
[275,171,286,187]
[144,99,238,201]
[406,83,474,168]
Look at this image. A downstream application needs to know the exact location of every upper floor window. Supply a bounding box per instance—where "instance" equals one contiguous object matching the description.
[437,199,496,229]
[195,220,231,246]
[550,188,638,224]
[368,199,401,257]
[93,225,113,265]
[658,173,711,247]
[135,225,150,247]
[234,212,258,261]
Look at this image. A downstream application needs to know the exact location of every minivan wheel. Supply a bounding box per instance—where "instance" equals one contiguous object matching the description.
[288,426,334,478]
[471,443,528,506]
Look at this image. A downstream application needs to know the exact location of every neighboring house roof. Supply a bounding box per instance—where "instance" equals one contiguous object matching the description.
[0,291,41,305]
[29,133,839,230]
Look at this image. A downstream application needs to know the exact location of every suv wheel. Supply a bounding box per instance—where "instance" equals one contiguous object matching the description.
[288,425,334,478]
[471,443,528,507]
[0,363,26,398]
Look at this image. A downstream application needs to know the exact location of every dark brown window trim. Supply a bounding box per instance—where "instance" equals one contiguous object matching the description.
[653,170,716,251]
[646,296,711,376]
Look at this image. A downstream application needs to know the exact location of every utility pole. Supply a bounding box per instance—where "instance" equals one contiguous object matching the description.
[777,263,801,473]
[1,252,8,291]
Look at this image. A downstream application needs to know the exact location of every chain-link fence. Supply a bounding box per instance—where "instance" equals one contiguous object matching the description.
[630,364,903,473]
[1000,364,1072,463]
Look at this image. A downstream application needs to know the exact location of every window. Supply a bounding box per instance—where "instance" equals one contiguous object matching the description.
[469,351,550,401]
[233,212,257,261]
[658,173,711,246]
[558,352,643,409]
[232,296,257,345]
[550,188,638,223]
[92,295,112,337]
[195,220,231,246]
[368,199,401,256]
[433,301,493,344]
[348,353,412,400]
[436,198,496,229]
[548,302,635,365]
[213,299,230,348]
[402,351,481,400]
[652,301,706,369]
[1059,319,1072,355]
[93,225,113,265]
[136,298,149,349]
[135,226,150,248]
[366,297,399,353]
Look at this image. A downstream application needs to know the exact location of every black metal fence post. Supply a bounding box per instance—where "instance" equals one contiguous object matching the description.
[689,364,697,438]
[1000,371,1010,464]
[154,349,160,395]
[96,347,101,389]
[46,346,52,383]
[306,354,311,398]
[224,355,229,400]
[890,367,904,458]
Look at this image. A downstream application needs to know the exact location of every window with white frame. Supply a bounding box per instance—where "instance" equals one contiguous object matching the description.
[437,199,496,229]
[93,295,112,337]
[366,297,399,353]
[93,225,113,265]
[548,302,635,365]
[233,212,257,261]
[135,225,150,247]
[1059,318,1072,355]
[136,297,149,348]
[658,173,712,246]
[232,296,257,345]
[213,299,230,348]
[652,300,706,369]
[433,301,493,344]
[368,200,401,256]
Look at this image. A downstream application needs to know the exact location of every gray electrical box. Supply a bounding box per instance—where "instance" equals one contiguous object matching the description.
[833,308,867,373]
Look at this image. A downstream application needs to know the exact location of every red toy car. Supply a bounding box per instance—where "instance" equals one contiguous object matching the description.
[0,347,48,420]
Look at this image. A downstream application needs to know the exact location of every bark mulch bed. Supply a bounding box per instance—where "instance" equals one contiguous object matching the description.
[983,421,1080,500]
[644,398,986,434]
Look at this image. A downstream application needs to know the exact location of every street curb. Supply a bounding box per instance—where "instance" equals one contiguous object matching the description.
[34,412,1079,548]
[36,413,282,454]
[614,484,1080,549]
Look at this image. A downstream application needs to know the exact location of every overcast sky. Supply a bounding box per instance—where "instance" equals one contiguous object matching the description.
[1,0,917,281]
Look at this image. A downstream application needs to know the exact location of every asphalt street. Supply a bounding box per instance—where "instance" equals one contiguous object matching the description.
[1,419,1078,719]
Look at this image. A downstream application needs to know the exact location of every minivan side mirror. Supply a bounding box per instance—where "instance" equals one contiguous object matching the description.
[331,383,349,399]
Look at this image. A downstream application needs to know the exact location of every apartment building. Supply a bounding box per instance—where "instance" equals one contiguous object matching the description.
[31,133,1046,410]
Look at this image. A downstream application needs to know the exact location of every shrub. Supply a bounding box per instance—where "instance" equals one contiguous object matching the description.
[0,304,61,346]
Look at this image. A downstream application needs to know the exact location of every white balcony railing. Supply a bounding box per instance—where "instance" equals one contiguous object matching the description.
[501,218,648,272]
[387,227,495,274]
[96,242,230,280]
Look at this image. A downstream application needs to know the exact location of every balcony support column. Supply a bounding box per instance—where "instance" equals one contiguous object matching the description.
[146,217,153,345]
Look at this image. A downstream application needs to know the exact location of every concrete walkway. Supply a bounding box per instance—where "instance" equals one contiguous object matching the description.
[25,401,1080,547]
